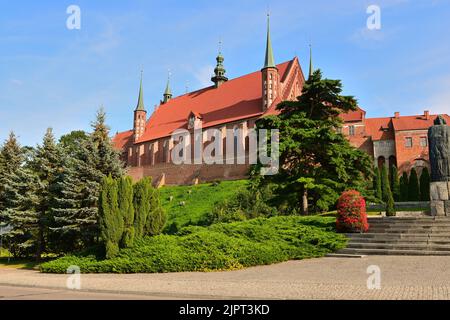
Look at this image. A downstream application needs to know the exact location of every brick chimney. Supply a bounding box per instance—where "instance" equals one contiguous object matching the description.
[394,112,400,119]
[424,110,430,120]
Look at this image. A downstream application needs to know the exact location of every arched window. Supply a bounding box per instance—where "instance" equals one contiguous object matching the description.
[388,155,397,169]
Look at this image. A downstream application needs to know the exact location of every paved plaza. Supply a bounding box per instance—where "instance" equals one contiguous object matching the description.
[1,256,450,300]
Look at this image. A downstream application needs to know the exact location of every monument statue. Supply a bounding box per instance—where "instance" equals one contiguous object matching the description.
[428,115,450,216]
[428,115,450,182]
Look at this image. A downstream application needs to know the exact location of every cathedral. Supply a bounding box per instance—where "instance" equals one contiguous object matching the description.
[113,18,449,185]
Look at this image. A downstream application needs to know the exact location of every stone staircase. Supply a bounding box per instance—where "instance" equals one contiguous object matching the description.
[337,216,450,256]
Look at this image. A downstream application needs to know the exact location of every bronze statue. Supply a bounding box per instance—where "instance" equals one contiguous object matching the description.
[428,115,450,182]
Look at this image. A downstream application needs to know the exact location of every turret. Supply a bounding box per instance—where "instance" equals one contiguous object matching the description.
[261,14,280,111]
[133,71,147,141]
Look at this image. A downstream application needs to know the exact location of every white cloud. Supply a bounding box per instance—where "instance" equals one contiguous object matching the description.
[10,79,23,86]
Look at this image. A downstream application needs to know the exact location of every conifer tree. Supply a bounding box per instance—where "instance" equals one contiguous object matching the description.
[0,132,23,213]
[385,183,396,216]
[419,167,431,201]
[98,176,123,259]
[145,187,167,236]
[381,165,390,203]
[373,166,382,202]
[399,172,409,202]
[408,168,420,201]
[118,176,135,248]
[133,178,152,238]
[389,165,401,202]
[29,128,61,259]
[0,165,40,258]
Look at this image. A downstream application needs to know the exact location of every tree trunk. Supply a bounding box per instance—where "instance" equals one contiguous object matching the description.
[300,188,309,215]
[35,226,44,262]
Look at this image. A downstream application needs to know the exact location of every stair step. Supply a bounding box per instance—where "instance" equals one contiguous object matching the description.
[346,242,450,251]
[346,233,450,240]
[337,248,450,256]
[347,238,450,245]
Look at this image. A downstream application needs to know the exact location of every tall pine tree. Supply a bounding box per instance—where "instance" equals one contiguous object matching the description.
[0,132,23,213]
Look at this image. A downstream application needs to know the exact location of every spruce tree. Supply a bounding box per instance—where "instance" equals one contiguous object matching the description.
[408,168,420,201]
[51,108,124,252]
[399,172,409,202]
[29,128,61,259]
[0,132,23,213]
[91,107,123,178]
[98,176,123,259]
[0,165,40,258]
[389,165,401,202]
[51,138,103,250]
[419,167,431,201]
[118,176,135,248]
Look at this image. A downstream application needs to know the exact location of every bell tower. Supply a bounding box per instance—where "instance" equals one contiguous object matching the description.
[133,71,147,142]
[261,14,280,111]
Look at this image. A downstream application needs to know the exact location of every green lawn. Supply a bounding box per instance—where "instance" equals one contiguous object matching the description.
[159,180,248,231]
[39,215,347,274]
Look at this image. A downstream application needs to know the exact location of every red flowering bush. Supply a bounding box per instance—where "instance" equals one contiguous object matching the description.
[336,190,369,233]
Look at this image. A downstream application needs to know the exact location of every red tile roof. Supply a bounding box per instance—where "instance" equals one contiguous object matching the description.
[112,130,133,150]
[364,117,394,141]
[392,114,450,131]
[132,59,295,144]
[340,106,365,122]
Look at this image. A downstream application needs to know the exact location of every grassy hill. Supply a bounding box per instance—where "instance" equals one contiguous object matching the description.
[159,180,248,231]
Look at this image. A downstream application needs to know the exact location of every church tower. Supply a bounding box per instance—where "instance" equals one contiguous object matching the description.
[162,72,172,104]
[133,71,147,142]
[261,14,280,111]
[211,42,228,88]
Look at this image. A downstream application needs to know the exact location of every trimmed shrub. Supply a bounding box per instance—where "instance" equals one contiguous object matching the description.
[419,167,430,201]
[373,166,382,202]
[336,190,368,233]
[400,172,409,201]
[118,176,135,248]
[40,216,347,274]
[390,165,400,202]
[408,168,420,201]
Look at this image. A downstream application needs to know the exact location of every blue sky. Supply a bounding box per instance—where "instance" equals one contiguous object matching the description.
[1,0,449,146]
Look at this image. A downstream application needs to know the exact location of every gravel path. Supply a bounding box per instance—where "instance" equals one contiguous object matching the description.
[1,256,450,299]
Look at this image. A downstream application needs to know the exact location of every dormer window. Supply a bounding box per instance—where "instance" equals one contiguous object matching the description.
[188,111,202,130]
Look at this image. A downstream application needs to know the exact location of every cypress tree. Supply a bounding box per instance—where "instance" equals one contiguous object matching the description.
[419,167,431,201]
[373,166,382,202]
[385,183,396,216]
[145,187,167,236]
[98,176,123,259]
[408,168,420,201]
[389,165,401,202]
[133,177,152,238]
[381,165,390,203]
[399,172,409,202]
[118,176,135,248]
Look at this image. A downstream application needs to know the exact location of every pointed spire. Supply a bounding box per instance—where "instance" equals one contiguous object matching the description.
[163,70,172,103]
[263,14,276,69]
[211,40,228,88]
[135,70,145,111]
[308,44,314,79]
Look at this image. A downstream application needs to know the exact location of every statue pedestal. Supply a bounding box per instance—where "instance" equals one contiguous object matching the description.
[430,182,450,216]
